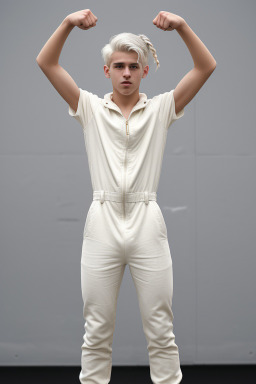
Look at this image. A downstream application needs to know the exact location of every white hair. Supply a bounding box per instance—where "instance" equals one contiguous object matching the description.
[101,32,160,72]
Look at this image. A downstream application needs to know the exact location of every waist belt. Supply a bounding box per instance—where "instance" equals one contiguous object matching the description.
[93,190,157,205]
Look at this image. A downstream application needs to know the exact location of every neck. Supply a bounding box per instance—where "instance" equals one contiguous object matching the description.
[111,88,140,109]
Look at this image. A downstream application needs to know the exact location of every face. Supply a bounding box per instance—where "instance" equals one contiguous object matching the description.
[104,51,149,95]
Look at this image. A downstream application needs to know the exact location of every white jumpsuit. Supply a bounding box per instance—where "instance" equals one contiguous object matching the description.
[68,87,185,384]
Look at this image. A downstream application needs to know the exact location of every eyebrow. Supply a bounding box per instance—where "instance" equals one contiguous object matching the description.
[113,62,139,65]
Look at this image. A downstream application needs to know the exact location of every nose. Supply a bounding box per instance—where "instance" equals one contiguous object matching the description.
[123,66,131,77]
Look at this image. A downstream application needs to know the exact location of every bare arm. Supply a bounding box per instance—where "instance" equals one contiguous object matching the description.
[153,11,217,115]
[174,19,216,115]
[36,10,98,113]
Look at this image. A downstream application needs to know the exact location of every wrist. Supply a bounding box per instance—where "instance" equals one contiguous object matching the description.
[176,18,187,32]
[62,16,74,29]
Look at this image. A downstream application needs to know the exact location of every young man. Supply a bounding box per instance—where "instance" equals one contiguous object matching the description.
[36,9,216,384]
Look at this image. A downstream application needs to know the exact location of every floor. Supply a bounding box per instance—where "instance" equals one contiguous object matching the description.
[0,365,255,383]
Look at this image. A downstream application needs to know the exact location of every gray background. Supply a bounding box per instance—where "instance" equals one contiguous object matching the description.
[1,0,256,366]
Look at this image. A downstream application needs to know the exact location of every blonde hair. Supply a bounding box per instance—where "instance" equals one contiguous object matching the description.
[101,32,160,72]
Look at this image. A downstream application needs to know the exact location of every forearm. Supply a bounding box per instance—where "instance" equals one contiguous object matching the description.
[36,17,74,66]
[176,20,217,71]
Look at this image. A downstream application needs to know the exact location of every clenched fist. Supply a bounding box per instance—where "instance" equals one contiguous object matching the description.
[67,9,98,30]
[153,11,184,31]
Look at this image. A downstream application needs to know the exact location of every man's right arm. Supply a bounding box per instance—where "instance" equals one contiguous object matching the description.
[36,10,98,113]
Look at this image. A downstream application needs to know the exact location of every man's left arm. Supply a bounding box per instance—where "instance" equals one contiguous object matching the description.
[153,11,217,115]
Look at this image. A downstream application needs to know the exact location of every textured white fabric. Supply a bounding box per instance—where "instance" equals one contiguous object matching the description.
[68,88,184,384]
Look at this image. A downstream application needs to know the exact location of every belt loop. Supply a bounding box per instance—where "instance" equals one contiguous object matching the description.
[100,190,105,204]
[144,191,149,205]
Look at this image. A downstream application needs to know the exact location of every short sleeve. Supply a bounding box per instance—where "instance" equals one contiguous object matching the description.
[158,89,185,130]
[68,88,99,129]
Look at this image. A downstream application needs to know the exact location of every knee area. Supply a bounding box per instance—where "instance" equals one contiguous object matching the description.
[141,311,175,343]
[83,311,116,344]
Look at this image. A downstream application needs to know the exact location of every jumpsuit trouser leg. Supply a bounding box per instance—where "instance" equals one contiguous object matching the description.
[80,241,125,384]
[128,241,182,384]
[79,190,182,384]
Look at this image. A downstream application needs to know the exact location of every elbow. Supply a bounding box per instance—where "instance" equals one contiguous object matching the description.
[196,61,217,74]
[210,60,217,71]
[206,62,217,75]
[36,55,46,67]
[36,57,42,66]
[207,58,217,72]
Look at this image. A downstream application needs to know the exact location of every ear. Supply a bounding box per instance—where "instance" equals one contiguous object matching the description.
[142,65,149,78]
[104,65,111,78]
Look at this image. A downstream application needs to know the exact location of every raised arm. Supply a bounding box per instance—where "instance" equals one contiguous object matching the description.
[153,11,217,115]
[36,9,98,113]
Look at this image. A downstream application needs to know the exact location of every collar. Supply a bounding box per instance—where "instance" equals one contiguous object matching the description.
[103,92,149,116]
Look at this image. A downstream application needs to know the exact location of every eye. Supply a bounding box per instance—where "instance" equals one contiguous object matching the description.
[114,65,138,69]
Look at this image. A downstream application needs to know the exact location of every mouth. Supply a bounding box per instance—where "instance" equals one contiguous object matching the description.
[121,81,132,85]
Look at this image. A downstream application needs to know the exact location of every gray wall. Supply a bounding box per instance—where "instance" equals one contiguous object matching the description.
[1,0,256,366]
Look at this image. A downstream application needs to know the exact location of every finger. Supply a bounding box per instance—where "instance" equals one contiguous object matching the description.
[89,14,97,27]
[78,20,85,29]
[158,14,164,29]
[163,17,170,30]
[160,14,168,30]
[87,13,94,27]
[157,15,161,28]
[83,16,90,29]
[88,11,96,25]
[91,12,98,22]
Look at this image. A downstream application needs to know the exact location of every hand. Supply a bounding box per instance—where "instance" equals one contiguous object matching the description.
[66,9,98,30]
[153,11,185,31]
